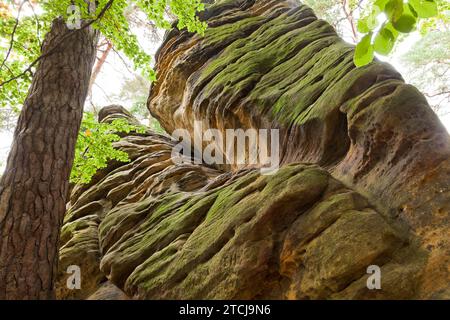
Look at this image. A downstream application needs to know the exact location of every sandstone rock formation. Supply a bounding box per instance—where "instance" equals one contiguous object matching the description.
[57,0,449,299]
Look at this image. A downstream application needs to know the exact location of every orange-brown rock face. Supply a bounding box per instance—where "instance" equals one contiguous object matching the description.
[58,0,449,300]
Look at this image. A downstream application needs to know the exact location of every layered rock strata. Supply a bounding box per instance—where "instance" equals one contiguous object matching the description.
[57,0,450,299]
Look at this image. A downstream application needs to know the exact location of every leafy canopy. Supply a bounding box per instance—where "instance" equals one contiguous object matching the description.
[1,0,207,108]
[354,0,448,67]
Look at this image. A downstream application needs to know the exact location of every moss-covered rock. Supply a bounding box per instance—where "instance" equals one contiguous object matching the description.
[58,108,426,299]
[57,0,450,299]
[148,0,450,299]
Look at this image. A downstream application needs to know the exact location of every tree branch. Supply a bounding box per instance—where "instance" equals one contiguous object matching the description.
[0,0,115,88]
[26,0,42,47]
[111,46,135,76]
[341,0,358,43]
[424,90,450,98]
[88,40,113,104]
[0,0,26,72]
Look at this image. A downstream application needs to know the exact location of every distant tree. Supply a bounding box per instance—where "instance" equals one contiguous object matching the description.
[402,30,450,113]
[304,0,363,43]
[114,75,167,134]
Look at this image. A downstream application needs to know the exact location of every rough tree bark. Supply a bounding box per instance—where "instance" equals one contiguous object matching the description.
[0,18,98,299]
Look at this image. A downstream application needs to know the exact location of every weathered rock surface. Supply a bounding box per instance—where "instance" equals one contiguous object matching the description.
[57,0,449,299]
[149,0,450,298]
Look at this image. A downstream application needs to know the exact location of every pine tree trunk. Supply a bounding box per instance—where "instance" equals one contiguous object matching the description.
[0,18,98,300]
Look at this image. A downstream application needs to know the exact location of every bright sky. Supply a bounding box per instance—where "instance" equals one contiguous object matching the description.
[0,12,449,173]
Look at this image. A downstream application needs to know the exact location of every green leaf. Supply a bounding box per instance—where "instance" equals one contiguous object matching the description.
[375,0,390,11]
[358,7,381,32]
[357,19,370,33]
[409,0,438,18]
[392,14,417,32]
[71,112,147,184]
[374,27,395,55]
[385,22,400,38]
[354,33,374,67]
[385,0,404,21]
